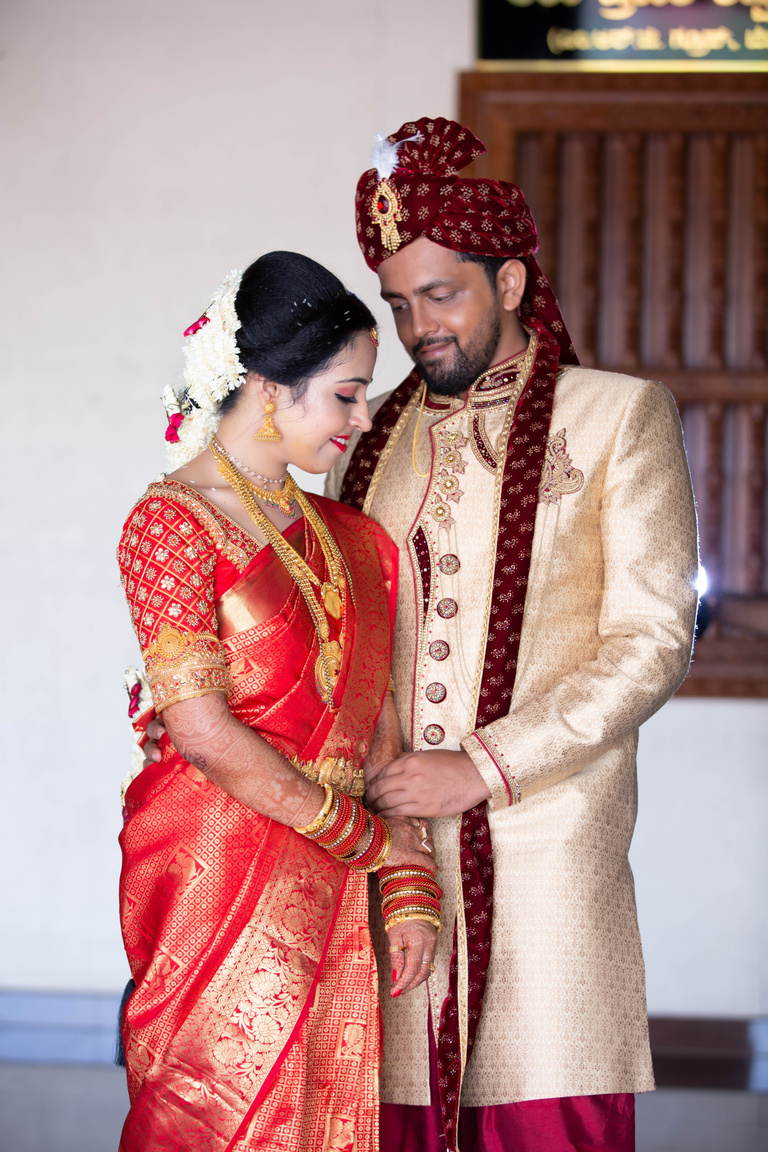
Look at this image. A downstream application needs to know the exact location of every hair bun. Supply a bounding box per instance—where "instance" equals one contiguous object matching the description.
[229,251,376,397]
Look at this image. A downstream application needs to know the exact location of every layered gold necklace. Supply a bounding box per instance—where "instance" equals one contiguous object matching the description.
[212,439,299,517]
[209,437,351,708]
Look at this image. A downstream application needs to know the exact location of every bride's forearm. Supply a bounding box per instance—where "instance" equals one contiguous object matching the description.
[363,692,404,785]
[162,692,323,829]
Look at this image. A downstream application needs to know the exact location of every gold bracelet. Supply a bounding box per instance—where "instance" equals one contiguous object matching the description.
[387,673,396,695]
[384,911,441,931]
[378,867,436,883]
[293,783,335,836]
[382,886,438,903]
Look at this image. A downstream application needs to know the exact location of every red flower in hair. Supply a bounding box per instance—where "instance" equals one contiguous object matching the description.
[165,412,184,443]
[183,315,210,338]
[127,681,142,718]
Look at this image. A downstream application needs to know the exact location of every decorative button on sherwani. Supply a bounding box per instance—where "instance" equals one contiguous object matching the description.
[438,554,460,575]
[428,640,449,661]
[423,724,445,745]
[437,598,458,619]
[425,682,447,703]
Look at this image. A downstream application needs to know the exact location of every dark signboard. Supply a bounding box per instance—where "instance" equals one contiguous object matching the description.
[479,0,768,63]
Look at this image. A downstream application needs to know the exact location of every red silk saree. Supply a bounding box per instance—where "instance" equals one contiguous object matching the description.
[117,481,397,1152]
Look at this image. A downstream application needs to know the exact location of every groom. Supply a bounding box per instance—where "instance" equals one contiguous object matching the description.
[325,117,698,1151]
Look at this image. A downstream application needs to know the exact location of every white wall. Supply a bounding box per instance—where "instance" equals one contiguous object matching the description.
[0,0,764,1017]
[0,0,472,991]
[633,699,768,1018]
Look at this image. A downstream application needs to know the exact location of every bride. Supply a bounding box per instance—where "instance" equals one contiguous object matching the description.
[116,251,440,1151]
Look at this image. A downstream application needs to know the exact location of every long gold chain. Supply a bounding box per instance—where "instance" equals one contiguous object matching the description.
[411,382,430,479]
[209,439,350,708]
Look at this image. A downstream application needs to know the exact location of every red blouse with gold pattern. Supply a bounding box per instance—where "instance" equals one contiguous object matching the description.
[117,482,264,712]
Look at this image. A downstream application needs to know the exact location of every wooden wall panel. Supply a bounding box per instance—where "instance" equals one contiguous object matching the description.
[557,133,600,364]
[641,133,684,370]
[460,73,768,696]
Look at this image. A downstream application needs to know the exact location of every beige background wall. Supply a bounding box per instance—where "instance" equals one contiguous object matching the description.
[1,0,765,1015]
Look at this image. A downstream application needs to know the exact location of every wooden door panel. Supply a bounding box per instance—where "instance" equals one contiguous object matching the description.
[460,73,768,695]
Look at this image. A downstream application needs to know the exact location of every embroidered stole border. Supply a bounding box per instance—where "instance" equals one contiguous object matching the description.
[340,320,561,1151]
[339,370,421,509]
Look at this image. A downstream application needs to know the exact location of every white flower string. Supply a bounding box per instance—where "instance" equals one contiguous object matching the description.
[163,269,246,468]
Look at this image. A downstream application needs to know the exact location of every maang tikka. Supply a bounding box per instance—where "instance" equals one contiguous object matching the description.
[254,401,281,443]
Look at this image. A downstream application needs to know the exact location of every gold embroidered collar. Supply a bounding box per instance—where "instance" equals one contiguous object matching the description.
[467,333,537,411]
[421,332,537,414]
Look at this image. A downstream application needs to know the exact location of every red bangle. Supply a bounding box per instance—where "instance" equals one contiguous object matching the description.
[331,802,368,857]
[381,891,442,906]
[350,814,388,870]
[316,791,354,847]
[383,895,442,915]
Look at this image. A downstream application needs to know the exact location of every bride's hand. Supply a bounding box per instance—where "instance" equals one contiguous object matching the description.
[385,815,436,871]
[363,692,403,788]
[142,718,167,766]
[386,918,438,997]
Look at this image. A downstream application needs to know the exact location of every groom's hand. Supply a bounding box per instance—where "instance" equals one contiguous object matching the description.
[366,750,490,818]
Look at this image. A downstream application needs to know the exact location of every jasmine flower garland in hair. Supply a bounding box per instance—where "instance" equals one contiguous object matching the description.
[163,269,245,468]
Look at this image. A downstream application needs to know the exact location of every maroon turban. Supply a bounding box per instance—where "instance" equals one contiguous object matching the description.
[355,116,577,364]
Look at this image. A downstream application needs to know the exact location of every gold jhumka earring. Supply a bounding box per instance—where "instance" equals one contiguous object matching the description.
[254,401,281,443]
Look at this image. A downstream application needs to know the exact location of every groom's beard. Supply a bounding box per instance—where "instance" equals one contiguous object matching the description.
[413,307,502,396]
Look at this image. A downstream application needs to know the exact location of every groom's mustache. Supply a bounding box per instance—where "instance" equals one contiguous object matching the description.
[412,335,458,356]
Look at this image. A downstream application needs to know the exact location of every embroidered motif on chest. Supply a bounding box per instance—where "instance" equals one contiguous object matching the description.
[538,428,584,505]
[430,428,468,531]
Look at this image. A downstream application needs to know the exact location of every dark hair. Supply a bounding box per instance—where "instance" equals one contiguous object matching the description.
[220,251,376,412]
[456,251,510,288]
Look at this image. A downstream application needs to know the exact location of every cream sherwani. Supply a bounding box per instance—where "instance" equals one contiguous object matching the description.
[326,346,698,1106]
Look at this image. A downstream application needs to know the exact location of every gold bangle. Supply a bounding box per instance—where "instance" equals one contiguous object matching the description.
[382,887,439,903]
[387,673,396,695]
[294,783,335,835]
[378,868,436,885]
[384,912,441,932]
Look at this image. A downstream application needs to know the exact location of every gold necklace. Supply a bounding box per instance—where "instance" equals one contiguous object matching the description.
[243,475,300,519]
[214,440,289,484]
[211,437,298,517]
[210,440,350,708]
[210,439,349,616]
[411,382,430,479]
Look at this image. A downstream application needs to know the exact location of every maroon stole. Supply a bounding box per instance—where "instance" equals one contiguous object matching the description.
[339,367,421,508]
[341,320,563,1151]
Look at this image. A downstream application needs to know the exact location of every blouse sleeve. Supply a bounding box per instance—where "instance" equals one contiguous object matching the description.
[118,493,232,712]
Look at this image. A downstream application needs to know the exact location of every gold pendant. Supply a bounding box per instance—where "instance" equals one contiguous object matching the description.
[315,640,342,706]
[270,493,297,516]
[244,478,297,518]
[322,582,343,619]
